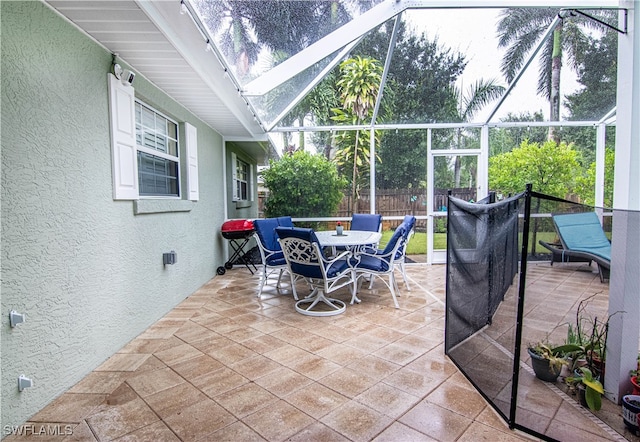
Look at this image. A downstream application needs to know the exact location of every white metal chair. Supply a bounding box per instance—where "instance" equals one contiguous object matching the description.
[253,218,295,299]
[395,215,416,290]
[276,226,355,316]
[352,223,408,308]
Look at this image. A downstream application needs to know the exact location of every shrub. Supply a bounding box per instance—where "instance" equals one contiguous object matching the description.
[262,150,347,220]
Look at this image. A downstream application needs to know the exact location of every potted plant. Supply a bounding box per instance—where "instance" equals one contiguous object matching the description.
[622,394,640,434]
[528,342,577,382]
[566,367,604,411]
[562,294,621,379]
[629,354,640,395]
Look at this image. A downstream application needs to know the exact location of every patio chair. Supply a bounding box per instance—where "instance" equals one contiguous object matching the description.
[275,226,355,316]
[352,223,408,308]
[350,213,382,232]
[539,212,611,282]
[395,215,416,290]
[337,213,383,253]
[253,217,297,299]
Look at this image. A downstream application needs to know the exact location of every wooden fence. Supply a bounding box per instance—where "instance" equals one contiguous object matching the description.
[258,188,477,231]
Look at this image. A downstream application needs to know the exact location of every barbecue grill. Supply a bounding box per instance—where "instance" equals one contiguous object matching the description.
[218,219,257,275]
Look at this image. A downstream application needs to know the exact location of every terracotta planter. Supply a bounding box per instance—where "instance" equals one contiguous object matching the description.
[528,348,561,382]
[631,376,640,395]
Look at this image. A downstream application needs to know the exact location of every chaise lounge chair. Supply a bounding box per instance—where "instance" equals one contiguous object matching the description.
[539,212,611,282]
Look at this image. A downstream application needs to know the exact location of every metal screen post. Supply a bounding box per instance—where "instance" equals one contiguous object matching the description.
[509,183,532,428]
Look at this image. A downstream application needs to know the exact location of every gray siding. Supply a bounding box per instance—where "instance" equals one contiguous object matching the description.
[1,1,227,428]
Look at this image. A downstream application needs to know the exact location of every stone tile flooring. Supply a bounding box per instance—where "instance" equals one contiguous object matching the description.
[6,263,638,441]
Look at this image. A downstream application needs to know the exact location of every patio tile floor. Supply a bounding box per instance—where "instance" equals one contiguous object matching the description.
[7,263,640,441]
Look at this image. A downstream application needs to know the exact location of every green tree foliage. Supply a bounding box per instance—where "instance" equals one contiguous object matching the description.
[262,150,347,218]
[450,79,505,186]
[497,8,613,141]
[333,56,383,212]
[489,140,581,197]
[198,1,355,80]
[489,111,547,156]
[565,29,617,121]
[575,147,615,208]
[355,21,467,189]
[562,29,617,167]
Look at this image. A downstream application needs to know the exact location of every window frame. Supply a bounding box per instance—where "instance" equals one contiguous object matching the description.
[135,100,181,199]
[231,152,254,203]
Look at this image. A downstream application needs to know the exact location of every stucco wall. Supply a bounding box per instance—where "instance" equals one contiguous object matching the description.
[1,1,227,429]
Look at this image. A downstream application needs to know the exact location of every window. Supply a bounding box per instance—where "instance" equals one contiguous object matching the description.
[108,73,198,202]
[236,158,249,200]
[135,101,180,197]
[231,153,253,202]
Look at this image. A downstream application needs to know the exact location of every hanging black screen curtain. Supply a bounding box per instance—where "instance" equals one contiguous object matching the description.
[445,192,521,350]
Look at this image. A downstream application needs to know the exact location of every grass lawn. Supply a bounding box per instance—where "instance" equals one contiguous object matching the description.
[379,231,445,253]
[379,230,559,255]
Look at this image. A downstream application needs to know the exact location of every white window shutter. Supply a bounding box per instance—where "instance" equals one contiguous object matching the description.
[185,122,199,201]
[108,74,138,200]
[249,165,255,201]
[231,152,238,201]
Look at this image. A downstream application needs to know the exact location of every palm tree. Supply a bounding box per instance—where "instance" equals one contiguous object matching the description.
[496,8,611,142]
[333,56,383,214]
[451,79,505,186]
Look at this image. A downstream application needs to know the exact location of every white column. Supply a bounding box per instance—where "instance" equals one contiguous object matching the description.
[605,1,640,404]
[595,123,606,218]
[426,129,434,265]
[370,127,376,214]
[478,125,489,199]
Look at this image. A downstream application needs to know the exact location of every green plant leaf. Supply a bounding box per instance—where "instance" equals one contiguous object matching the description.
[582,378,604,395]
[585,386,603,411]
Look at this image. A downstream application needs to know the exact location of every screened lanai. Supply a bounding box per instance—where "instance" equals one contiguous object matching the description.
[182,2,639,439]
[181,0,624,262]
[35,0,639,440]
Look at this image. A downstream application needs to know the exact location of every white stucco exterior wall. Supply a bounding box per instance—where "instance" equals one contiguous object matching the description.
[1,1,231,429]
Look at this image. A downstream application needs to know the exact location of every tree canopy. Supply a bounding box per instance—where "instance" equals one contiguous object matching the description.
[489,140,581,198]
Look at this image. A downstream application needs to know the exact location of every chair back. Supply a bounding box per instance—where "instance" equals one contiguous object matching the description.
[402,215,416,232]
[351,214,382,232]
[254,218,282,252]
[275,227,325,279]
[276,216,293,228]
[381,224,407,256]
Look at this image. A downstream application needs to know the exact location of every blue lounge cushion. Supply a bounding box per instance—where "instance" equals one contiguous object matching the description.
[553,212,611,262]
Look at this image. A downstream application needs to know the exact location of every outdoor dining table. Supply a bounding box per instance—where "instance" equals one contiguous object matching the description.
[314,230,382,252]
[315,230,382,306]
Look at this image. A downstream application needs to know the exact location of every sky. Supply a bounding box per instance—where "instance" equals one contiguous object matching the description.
[407,8,581,122]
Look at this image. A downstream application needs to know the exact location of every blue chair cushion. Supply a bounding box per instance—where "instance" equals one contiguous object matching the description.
[354,254,391,272]
[402,215,416,232]
[254,218,282,252]
[380,224,406,255]
[325,259,351,278]
[351,214,382,232]
[277,216,293,228]
[276,226,348,280]
[265,252,286,266]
